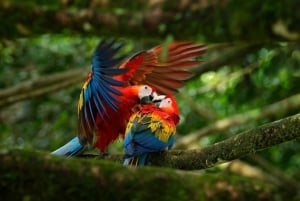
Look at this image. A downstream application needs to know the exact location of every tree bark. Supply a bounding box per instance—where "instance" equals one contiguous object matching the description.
[0,149,286,201]
[85,113,300,174]
[135,113,300,171]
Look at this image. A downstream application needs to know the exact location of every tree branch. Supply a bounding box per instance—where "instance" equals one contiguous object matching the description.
[145,113,300,169]
[88,113,300,173]
[0,149,281,201]
[175,93,300,149]
[181,60,260,121]
[191,43,261,77]
[2,111,300,200]
[0,68,87,109]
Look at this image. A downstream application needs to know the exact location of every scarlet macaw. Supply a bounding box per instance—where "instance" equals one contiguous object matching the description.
[123,95,179,166]
[52,40,205,156]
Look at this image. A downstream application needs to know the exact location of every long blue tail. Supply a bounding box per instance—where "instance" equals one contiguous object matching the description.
[123,153,149,166]
[51,137,86,157]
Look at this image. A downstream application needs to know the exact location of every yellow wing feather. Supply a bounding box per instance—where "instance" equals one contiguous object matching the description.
[148,114,175,142]
[125,112,176,143]
[77,79,90,116]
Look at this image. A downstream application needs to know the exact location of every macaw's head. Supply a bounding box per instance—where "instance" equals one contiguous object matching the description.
[159,95,179,114]
[135,85,157,104]
[153,94,180,125]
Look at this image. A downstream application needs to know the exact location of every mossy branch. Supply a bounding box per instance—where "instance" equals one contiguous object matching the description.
[1,115,300,200]
[176,94,300,149]
[156,113,300,169]
[0,149,284,201]
[95,113,300,171]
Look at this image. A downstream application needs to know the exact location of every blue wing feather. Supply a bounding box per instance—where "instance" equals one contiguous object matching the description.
[123,153,149,166]
[92,88,106,117]
[78,40,128,143]
[84,100,94,131]
[87,98,96,125]
[101,57,126,67]
[100,74,125,86]
[94,68,128,77]
[123,113,175,166]
[93,81,119,112]
[51,137,86,157]
[124,129,174,155]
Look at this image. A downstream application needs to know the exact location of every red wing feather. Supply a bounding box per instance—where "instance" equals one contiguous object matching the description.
[145,81,181,95]
[116,51,156,82]
[166,44,205,61]
[116,42,206,94]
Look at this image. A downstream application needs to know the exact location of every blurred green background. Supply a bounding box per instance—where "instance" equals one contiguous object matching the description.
[1,0,300,191]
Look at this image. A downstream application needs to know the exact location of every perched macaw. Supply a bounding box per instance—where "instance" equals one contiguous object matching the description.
[52,40,205,157]
[123,95,179,166]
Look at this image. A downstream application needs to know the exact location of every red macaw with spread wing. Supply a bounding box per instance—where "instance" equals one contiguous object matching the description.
[52,40,205,156]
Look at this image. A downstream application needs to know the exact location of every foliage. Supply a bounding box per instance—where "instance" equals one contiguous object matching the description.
[1,1,300,200]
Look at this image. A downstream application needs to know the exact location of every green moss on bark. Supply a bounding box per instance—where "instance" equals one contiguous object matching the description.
[1,149,280,201]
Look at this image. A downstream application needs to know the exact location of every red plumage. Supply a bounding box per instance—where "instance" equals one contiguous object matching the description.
[92,85,149,151]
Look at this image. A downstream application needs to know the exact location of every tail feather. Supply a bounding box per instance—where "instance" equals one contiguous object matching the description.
[51,137,86,157]
[123,153,149,166]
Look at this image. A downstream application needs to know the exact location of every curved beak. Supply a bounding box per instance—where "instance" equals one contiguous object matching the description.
[140,93,154,104]
[152,92,166,106]
[140,92,166,105]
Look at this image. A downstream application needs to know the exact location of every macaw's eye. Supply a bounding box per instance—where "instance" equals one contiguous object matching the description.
[159,98,172,108]
[138,85,153,100]
[142,85,151,92]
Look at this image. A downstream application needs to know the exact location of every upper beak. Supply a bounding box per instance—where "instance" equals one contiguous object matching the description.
[140,92,166,105]
[140,93,154,104]
[152,92,166,106]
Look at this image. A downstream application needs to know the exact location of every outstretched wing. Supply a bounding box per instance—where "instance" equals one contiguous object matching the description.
[78,40,127,144]
[116,42,206,94]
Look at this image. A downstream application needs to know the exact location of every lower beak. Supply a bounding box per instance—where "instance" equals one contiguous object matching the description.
[140,92,166,105]
[152,93,166,103]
